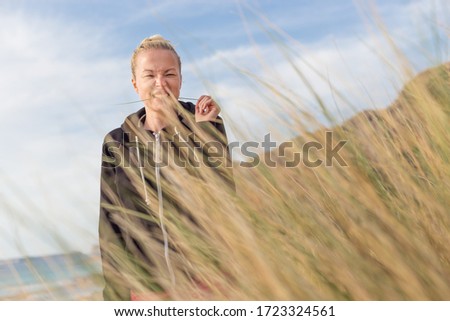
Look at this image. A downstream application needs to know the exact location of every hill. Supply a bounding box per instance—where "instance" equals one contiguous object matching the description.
[227,62,450,299]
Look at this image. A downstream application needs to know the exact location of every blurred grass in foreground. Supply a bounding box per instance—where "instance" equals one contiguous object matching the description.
[135,62,449,300]
[108,5,450,300]
[4,3,449,301]
[101,22,449,298]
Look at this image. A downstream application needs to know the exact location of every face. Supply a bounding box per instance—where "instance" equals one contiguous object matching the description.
[132,48,182,112]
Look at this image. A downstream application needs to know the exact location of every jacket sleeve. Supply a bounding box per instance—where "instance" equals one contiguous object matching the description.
[98,135,131,301]
[198,117,236,191]
[180,100,235,190]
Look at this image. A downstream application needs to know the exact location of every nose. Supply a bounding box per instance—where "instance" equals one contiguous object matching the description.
[155,75,166,88]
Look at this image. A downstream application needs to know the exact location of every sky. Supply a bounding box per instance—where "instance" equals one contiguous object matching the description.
[0,0,448,260]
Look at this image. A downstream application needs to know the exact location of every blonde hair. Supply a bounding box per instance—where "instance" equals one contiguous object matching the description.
[131,35,181,79]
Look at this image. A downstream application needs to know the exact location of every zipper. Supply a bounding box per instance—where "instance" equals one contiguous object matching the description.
[154,131,175,285]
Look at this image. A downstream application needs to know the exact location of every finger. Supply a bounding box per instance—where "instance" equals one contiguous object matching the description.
[195,95,207,114]
[198,96,210,114]
[201,98,210,114]
[206,101,219,116]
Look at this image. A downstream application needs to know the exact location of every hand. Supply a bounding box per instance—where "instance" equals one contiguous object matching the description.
[195,95,220,122]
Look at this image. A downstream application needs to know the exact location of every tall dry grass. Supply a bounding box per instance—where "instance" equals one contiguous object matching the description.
[102,57,450,300]
[99,4,450,300]
[4,3,449,301]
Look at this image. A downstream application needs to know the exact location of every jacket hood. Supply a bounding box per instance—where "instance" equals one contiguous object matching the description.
[120,101,196,139]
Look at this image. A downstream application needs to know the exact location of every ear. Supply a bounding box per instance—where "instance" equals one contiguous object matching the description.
[132,78,138,94]
[179,74,183,89]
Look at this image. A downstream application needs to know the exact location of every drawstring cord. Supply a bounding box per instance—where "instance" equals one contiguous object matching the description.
[135,136,150,206]
[135,134,175,285]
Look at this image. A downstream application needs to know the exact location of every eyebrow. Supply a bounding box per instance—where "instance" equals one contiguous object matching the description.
[142,68,177,73]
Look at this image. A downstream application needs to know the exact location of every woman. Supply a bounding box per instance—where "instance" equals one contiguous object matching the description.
[99,35,233,300]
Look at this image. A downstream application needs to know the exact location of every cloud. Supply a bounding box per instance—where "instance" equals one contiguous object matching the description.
[0,0,447,259]
[181,0,449,143]
[0,5,135,258]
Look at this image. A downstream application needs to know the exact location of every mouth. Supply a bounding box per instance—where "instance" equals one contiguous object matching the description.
[151,92,170,98]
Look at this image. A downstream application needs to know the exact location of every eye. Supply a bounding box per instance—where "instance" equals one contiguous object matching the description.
[144,74,154,78]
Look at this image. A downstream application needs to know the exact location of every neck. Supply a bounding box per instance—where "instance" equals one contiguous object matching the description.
[144,112,167,133]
